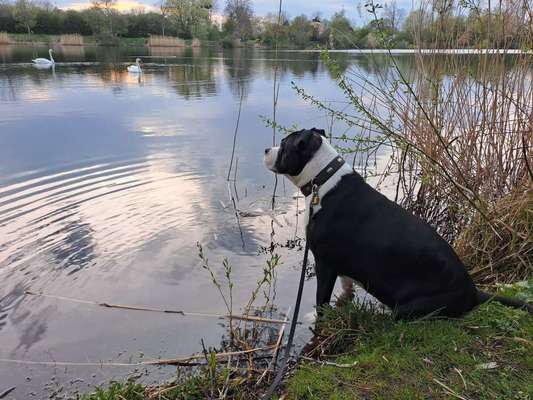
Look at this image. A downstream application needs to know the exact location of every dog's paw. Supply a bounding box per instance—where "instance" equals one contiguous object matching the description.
[335,291,355,307]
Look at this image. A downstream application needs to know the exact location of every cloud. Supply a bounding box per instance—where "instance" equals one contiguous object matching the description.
[59,0,157,12]
[58,0,415,22]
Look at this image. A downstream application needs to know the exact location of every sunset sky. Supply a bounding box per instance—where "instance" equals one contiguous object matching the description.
[56,0,415,24]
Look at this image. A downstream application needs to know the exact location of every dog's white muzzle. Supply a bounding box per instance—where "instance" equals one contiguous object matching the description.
[263,147,279,172]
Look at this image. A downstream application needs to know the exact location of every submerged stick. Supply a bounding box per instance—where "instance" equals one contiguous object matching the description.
[0,387,16,399]
[0,346,277,368]
[24,291,289,325]
[147,347,278,367]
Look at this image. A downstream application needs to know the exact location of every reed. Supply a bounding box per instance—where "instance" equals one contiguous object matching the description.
[148,35,185,47]
[59,34,84,46]
[295,0,532,285]
[191,38,201,47]
[193,243,289,398]
[390,0,533,284]
[0,32,11,44]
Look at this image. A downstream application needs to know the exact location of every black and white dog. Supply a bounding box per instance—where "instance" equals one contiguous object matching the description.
[264,128,532,319]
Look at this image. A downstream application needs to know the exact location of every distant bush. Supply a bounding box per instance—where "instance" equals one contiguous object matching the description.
[95,33,119,46]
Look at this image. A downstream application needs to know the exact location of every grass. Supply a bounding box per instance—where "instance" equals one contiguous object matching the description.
[79,281,533,399]
[80,382,145,400]
[285,281,533,400]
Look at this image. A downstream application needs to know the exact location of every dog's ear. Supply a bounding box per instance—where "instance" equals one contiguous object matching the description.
[311,128,326,137]
[297,130,322,152]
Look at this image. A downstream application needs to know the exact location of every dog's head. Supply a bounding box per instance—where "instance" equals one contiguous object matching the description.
[264,128,326,176]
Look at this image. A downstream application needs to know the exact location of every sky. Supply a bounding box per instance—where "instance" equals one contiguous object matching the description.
[56,0,415,25]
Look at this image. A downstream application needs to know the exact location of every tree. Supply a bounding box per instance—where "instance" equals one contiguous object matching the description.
[92,0,116,34]
[224,0,253,40]
[158,0,170,35]
[0,2,17,32]
[82,7,107,35]
[165,0,213,38]
[288,15,313,47]
[34,3,64,34]
[329,11,353,48]
[383,0,405,31]
[63,9,91,35]
[259,12,289,46]
[12,0,37,35]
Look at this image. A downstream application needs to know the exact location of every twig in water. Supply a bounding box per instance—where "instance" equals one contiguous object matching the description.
[144,345,277,366]
[0,346,277,368]
[0,387,16,399]
[24,291,289,325]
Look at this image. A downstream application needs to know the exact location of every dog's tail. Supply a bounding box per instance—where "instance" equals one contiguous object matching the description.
[477,290,533,314]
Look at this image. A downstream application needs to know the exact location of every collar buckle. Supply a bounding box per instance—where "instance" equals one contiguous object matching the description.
[311,184,320,206]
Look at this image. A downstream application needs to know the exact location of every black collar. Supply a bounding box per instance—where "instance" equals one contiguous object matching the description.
[300,156,345,197]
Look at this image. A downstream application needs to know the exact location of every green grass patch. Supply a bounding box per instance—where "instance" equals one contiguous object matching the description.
[286,281,533,400]
[81,381,145,400]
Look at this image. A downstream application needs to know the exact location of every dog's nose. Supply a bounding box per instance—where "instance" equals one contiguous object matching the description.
[264,148,271,155]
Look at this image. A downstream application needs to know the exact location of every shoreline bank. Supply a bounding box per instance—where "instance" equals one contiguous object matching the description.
[77,280,533,400]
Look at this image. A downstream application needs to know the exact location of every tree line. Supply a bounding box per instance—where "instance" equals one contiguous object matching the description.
[0,0,531,49]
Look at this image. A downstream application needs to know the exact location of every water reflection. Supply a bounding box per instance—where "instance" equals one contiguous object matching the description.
[1,46,432,103]
[50,219,96,274]
[223,48,254,98]
[0,284,25,332]
[59,45,86,61]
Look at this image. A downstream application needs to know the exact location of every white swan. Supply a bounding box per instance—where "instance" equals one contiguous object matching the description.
[32,49,55,66]
[127,58,142,73]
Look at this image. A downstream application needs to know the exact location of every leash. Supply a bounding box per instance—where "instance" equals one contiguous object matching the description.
[262,185,317,399]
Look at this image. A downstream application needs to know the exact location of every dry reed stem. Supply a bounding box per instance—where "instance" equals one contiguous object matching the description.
[256,307,290,386]
[0,346,276,368]
[315,0,533,283]
[59,34,83,46]
[148,35,185,47]
[0,32,10,45]
[24,291,290,324]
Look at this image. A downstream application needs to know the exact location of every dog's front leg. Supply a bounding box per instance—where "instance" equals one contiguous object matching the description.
[302,261,337,356]
[315,260,337,316]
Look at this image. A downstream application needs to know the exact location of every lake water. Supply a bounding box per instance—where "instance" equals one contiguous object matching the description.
[0,45,398,397]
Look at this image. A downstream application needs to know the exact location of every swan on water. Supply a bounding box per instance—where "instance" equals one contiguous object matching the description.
[127,58,142,73]
[32,49,54,65]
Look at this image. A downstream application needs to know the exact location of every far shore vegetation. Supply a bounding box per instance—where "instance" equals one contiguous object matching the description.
[1,0,532,49]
